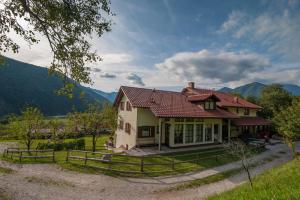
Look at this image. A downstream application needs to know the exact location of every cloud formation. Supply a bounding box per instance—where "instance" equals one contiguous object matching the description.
[155,49,270,84]
[126,73,145,86]
[219,9,300,61]
[217,11,246,34]
[100,73,116,79]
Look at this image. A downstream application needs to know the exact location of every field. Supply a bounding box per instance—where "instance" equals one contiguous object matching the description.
[207,157,300,200]
[0,136,264,177]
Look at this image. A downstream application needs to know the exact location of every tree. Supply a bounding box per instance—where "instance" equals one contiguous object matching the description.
[0,0,113,94]
[66,111,84,137]
[259,84,292,119]
[229,92,243,99]
[246,95,258,105]
[48,119,63,141]
[224,141,256,188]
[274,98,300,157]
[9,107,43,151]
[102,104,117,134]
[80,105,104,152]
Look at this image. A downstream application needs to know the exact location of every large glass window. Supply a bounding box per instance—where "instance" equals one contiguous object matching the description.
[174,124,184,144]
[214,124,219,135]
[205,124,213,142]
[185,124,194,143]
[195,124,203,142]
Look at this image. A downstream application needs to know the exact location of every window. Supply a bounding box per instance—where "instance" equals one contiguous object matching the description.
[185,124,194,143]
[205,124,213,142]
[120,102,124,110]
[175,118,184,122]
[126,101,132,111]
[214,124,219,135]
[195,124,203,142]
[204,100,216,110]
[244,108,250,115]
[186,118,194,122]
[174,124,184,144]
[125,123,131,134]
[138,126,155,138]
[119,120,124,130]
[236,107,239,114]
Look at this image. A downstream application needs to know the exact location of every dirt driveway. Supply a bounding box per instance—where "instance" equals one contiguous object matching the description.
[0,142,297,200]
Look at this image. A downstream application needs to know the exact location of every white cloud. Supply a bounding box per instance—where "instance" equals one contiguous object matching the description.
[155,49,271,84]
[217,11,246,34]
[101,53,133,65]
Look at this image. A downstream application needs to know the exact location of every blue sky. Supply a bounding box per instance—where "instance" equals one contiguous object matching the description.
[6,0,300,92]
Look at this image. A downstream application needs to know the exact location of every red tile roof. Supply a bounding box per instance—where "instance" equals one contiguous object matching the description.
[114,86,237,118]
[187,93,220,102]
[232,117,272,126]
[183,88,262,109]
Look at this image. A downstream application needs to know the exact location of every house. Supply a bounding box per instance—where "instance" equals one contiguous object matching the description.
[113,82,271,150]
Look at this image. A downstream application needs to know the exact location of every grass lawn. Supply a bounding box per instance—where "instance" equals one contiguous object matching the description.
[207,157,300,200]
[0,137,265,177]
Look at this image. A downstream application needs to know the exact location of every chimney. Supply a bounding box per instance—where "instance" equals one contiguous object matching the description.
[234,97,239,103]
[188,82,195,89]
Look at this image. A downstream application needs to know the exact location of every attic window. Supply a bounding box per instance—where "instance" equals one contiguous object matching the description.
[204,100,216,110]
[120,102,125,110]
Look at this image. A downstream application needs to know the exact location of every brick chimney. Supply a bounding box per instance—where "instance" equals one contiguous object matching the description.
[188,82,195,89]
[234,97,239,103]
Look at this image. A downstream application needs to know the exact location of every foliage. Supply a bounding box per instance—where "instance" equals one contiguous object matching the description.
[274,98,300,157]
[9,107,43,150]
[229,92,243,98]
[259,84,292,118]
[245,95,259,105]
[48,119,64,141]
[207,157,300,200]
[37,138,85,151]
[0,0,114,93]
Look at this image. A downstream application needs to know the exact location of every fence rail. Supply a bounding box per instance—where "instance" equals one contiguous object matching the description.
[3,148,55,162]
[66,144,265,174]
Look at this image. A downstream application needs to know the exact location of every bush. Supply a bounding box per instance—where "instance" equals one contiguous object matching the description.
[36,138,85,151]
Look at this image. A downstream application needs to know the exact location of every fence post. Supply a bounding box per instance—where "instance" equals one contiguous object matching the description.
[171,157,175,170]
[19,151,22,162]
[140,156,144,173]
[84,152,88,165]
[52,150,55,162]
[66,150,69,162]
[35,150,38,161]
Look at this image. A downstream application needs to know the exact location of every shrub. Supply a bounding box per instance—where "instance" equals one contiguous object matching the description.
[36,138,85,151]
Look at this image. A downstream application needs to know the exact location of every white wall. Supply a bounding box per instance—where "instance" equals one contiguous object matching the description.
[115,95,137,149]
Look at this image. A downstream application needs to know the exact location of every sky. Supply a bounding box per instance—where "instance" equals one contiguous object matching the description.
[4,0,300,92]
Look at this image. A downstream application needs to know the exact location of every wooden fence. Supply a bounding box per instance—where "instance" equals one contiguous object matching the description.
[65,145,265,174]
[3,148,55,162]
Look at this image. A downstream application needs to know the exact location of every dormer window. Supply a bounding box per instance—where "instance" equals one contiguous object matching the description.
[204,99,216,110]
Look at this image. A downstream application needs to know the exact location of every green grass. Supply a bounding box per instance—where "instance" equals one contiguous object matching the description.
[0,166,15,174]
[207,157,300,200]
[169,168,243,191]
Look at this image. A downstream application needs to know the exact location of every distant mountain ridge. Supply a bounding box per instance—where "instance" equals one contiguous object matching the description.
[92,89,117,103]
[218,82,300,97]
[0,57,111,116]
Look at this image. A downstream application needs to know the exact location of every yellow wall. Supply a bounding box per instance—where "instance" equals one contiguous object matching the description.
[136,108,159,145]
[227,107,257,117]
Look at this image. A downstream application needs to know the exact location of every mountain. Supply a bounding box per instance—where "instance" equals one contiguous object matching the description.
[0,57,110,117]
[218,82,300,97]
[92,89,117,103]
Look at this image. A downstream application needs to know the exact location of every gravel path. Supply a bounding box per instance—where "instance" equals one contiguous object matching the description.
[0,142,297,200]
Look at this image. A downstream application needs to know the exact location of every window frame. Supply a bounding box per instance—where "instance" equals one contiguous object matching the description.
[119,120,124,130]
[138,126,155,138]
[126,101,132,111]
[244,108,250,116]
[120,102,125,111]
[125,123,131,134]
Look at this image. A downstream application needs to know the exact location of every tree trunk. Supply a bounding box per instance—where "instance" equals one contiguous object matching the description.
[242,161,253,188]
